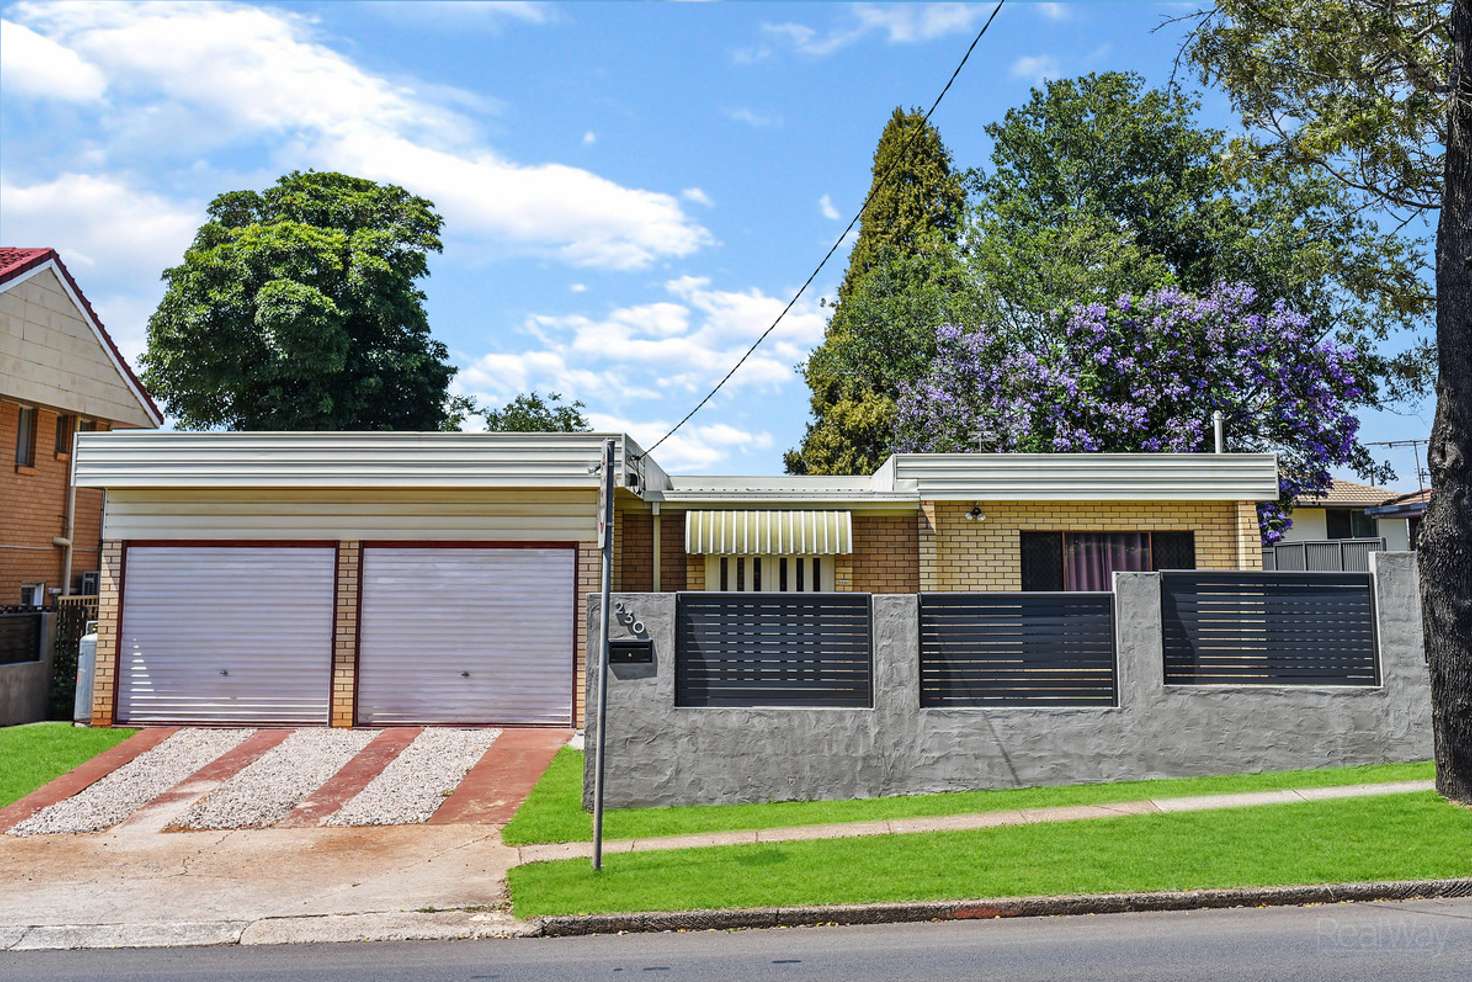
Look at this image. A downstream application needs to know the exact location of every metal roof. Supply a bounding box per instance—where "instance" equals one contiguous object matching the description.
[72,432,1279,502]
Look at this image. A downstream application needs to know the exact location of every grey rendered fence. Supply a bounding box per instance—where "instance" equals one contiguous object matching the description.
[1160,571,1379,686]
[918,592,1117,707]
[675,592,873,708]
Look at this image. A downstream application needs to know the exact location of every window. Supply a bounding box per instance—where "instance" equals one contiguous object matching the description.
[1326,509,1377,539]
[79,418,99,432]
[1021,531,1197,591]
[704,555,835,592]
[19,583,46,607]
[55,413,75,454]
[15,406,37,468]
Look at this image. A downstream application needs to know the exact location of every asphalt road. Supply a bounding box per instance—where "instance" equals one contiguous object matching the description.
[4,899,1470,982]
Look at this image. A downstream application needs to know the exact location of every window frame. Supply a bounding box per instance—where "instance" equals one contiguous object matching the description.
[54,413,75,456]
[1020,530,1198,592]
[14,405,38,470]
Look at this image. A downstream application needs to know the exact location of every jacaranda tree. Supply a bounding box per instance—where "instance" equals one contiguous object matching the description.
[894,283,1372,541]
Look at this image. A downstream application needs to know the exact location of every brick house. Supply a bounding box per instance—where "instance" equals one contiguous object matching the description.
[69,432,1275,729]
[1,248,162,605]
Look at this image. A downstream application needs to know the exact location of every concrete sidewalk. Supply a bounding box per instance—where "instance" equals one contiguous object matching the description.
[515,779,1436,863]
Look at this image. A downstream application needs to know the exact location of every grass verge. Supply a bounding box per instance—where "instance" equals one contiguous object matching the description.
[0,722,138,807]
[500,747,1435,846]
[508,792,1472,917]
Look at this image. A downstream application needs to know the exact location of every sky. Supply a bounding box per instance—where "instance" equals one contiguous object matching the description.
[0,1,1435,487]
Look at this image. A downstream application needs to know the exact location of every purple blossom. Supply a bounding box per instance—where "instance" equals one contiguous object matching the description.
[894,284,1368,544]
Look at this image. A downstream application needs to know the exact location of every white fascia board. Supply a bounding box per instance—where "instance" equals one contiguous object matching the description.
[73,430,636,490]
[889,453,1280,501]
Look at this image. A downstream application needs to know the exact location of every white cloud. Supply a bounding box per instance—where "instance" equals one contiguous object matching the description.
[1034,3,1070,22]
[365,1,555,30]
[1010,54,1062,84]
[0,18,107,102]
[681,186,714,207]
[752,3,990,59]
[587,413,774,472]
[5,1,710,271]
[455,277,825,462]
[582,130,597,145]
[726,107,782,128]
[569,282,588,294]
[818,193,840,221]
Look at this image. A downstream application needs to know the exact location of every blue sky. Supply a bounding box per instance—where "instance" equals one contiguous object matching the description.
[0,1,1433,486]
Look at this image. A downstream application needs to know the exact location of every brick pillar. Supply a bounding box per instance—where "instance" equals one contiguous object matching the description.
[1235,501,1264,570]
[686,554,706,590]
[575,537,603,727]
[89,540,124,726]
[917,502,940,592]
[330,541,360,727]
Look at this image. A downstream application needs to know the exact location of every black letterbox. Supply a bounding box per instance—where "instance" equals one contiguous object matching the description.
[608,638,654,664]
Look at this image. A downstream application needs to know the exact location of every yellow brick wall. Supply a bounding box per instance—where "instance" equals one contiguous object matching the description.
[919,499,1260,591]
[330,542,359,727]
[851,514,921,593]
[89,540,123,726]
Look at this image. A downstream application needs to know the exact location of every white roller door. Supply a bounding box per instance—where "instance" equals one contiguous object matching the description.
[356,547,574,725]
[118,546,335,724]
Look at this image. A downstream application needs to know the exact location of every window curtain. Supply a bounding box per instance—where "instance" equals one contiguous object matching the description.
[1065,533,1150,591]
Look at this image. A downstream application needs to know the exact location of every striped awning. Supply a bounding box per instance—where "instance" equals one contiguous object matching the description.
[684,510,853,555]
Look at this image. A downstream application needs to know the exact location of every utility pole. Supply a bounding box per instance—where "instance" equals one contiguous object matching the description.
[590,438,615,871]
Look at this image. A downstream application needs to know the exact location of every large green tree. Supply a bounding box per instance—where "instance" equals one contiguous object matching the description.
[142,171,456,430]
[1183,0,1472,805]
[967,73,1434,399]
[481,391,591,432]
[786,107,968,475]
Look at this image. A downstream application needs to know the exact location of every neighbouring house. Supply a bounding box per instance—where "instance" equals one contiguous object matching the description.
[1281,478,1411,550]
[1366,487,1431,549]
[69,431,1276,729]
[1,248,162,605]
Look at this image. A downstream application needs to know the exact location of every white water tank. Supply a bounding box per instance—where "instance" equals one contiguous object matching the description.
[74,632,98,724]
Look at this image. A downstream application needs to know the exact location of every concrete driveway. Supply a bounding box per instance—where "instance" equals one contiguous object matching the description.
[0,726,567,949]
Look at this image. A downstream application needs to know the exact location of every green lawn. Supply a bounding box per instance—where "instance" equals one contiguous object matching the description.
[509,792,1472,917]
[501,747,1435,846]
[0,722,138,807]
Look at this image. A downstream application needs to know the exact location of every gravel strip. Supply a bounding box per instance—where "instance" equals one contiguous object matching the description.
[328,728,500,827]
[177,728,378,830]
[9,728,254,837]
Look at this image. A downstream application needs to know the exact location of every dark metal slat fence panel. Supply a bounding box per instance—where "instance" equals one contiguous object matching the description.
[0,608,43,667]
[1160,571,1379,686]
[918,592,1117,708]
[676,593,873,708]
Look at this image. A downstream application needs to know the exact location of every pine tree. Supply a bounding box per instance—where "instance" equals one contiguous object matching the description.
[785,108,967,475]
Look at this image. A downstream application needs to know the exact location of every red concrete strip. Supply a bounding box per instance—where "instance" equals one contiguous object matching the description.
[277,727,422,828]
[0,727,178,834]
[141,728,294,820]
[429,728,570,826]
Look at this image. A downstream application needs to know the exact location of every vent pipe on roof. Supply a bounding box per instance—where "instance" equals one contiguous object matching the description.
[1212,411,1225,454]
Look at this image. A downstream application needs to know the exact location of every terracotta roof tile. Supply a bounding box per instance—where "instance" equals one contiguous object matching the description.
[1293,478,1396,508]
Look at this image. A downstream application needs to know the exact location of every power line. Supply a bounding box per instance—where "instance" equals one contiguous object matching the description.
[637,0,1007,459]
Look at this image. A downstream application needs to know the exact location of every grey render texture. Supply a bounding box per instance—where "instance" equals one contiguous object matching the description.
[0,612,54,727]
[584,552,1432,809]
